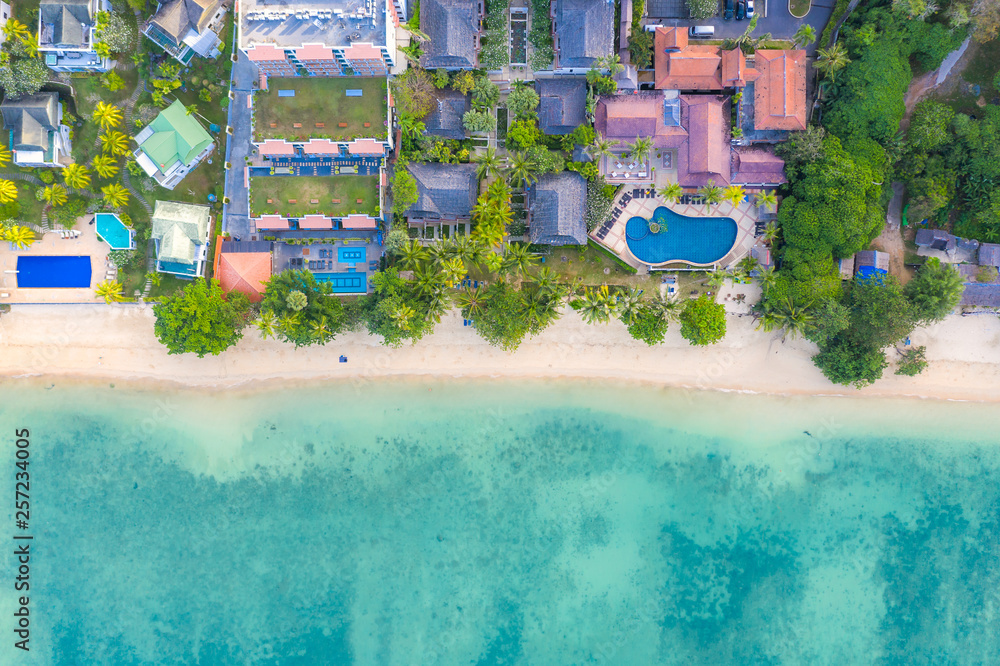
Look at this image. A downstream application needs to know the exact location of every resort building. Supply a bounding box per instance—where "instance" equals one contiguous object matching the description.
[535,78,587,135]
[550,0,613,73]
[528,172,587,246]
[979,243,1000,268]
[0,92,73,168]
[420,0,482,70]
[403,162,477,227]
[133,99,215,190]
[423,89,469,140]
[151,200,213,278]
[0,3,11,35]
[239,0,398,78]
[37,0,112,72]
[214,239,273,302]
[142,0,228,64]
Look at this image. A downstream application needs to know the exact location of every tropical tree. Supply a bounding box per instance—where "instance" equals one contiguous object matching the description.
[616,288,644,326]
[508,151,538,190]
[425,291,451,324]
[475,146,503,180]
[398,113,425,141]
[502,243,536,276]
[629,136,654,164]
[0,145,10,168]
[100,130,130,157]
[255,309,278,339]
[763,222,780,245]
[707,268,729,289]
[398,239,429,270]
[737,255,759,278]
[63,164,92,190]
[757,265,777,292]
[92,101,123,130]
[596,53,626,76]
[586,134,619,162]
[92,154,120,179]
[532,266,564,299]
[772,297,815,341]
[722,185,746,208]
[447,235,478,264]
[95,279,123,304]
[4,225,35,249]
[755,189,778,212]
[698,180,723,212]
[43,184,68,207]
[309,316,333,343]
[2,19,30,43]
[391,302,418,331]
[792,24,817,48]
[412,262,443,296]
[0,179,17,203]
[679,295,726,346]
[19,34,39,58]
[657,182,683,203]
[455,285,487,316]
[653,292,683,322]
[101,183,129,208]
[574,285,617,324]
[814,43,851,82]
[439,256,466,287]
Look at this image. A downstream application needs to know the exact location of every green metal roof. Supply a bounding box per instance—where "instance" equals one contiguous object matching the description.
[138,99,213,169]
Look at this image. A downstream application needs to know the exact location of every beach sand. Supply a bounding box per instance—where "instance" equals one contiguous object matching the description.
[0,301,999,400]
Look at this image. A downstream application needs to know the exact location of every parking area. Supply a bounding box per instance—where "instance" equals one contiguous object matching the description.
[646,0,835,48]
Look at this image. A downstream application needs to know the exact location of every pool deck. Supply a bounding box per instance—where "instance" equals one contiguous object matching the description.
[592,192,758,270]
[0,224,110,304]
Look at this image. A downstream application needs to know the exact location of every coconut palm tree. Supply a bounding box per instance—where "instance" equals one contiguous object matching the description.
[5,225,35,249]
[698,180,723,212]
[629,136,654,164]
[475,146,503,180]
[278,312,301,337]
[503,243,536,276]
[487,177,512,204]
[2,19,29,43]
[473,220,505,249]
[63,164,92,190]
[757,266,776,293]
[652,292,683,322]
[398,239,429,269]
[95,279,123,304]
[616,288,643,326]
[392,302,417,331]
[92,154,120,179]
[92,102,123,130]
[574,285,617,324]
[737,255,759,278]
[532,266,563,298]
[456,285,487,316]
[755,189,778,212]
[657,182,683,203]
[310,316,332,343]
[586,134,619,162]
[814,43,851,82]
[722,184,746,209]
[706,268,729,290]
[792,24,817,48]
[763,222,780,245]
[773,298,815,341]
[440,256,466,287]
[256,310,278,339]
[0,145,10,168]
[100,130,130,157]
[508,152,538,190]
[398,114,425,141]
[101,183,129,208]
[43,184,68,207]
[412,262,443,296]
[0,179,17,203]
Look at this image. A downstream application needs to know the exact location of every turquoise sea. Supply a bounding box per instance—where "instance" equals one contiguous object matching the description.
[1,380,999,665]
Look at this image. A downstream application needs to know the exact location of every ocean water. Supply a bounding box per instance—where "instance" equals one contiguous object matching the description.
[1,380,999,665]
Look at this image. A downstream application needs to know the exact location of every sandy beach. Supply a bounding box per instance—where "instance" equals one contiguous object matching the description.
[1,299,999,402]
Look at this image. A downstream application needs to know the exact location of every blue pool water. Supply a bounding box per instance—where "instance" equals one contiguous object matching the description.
[17,256,92,287]
[95,213,133,250]
[315,272,366,293]
[625,206,737,265]
[338,247,365,263]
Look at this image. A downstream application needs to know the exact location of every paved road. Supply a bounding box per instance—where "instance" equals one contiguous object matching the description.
[222,51,257,241]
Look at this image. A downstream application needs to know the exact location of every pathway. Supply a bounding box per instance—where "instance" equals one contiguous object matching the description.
[222,49,258,240]
[120,71,152,219]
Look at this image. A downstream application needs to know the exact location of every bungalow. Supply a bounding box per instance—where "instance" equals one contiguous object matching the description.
[142,0,227,64]
[0,92,73,168]
[151,200,212,278]
[915,228,957,252]
[978,242,1000,268]
[535,78,587,135]
[133,99,214,190]
[424,89,469,141]
[404,162,478,226]
[855,250,889,279]
[420,0,482,70]
[37,0,112,72]
[528,172,587,245]
[215,239,273,302]
[550,0,613,73]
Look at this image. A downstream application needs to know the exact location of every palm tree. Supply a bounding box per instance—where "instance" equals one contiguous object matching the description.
[440,256,466,287]
[19,34,39,58]
[792,24,817,48]
[532,266,563,298]
[92,154,120,179]
[63,164,92,190]
[503,243,536,276]
[574,285,617,324]
[737,255,759,278]
[652,292,683,322]
[256,310,278,339]
[398,114,425,141]
[447,235,478,264]
[310,316,332,343]
[412,262,443,296]
[92,102,122,130]
[456,285,487,316]
[586,134,619,162]
[698,180,723,212]
[755,190,778,212]
[757,266,776,292]
[473,220,505,249]
[475,147,503,180]
[508,152,538,190]
[616,288,643,326]
[101,183,129,208]
[706,268,729,290]
[101,131,130,157]
[5,225,35,249]
[629,136,654,164]
[763,222,780,245]
[0,179,17,203]
[95,280,123,304]
[487,177,512,204]
[814,43,851,82]
[774,298,815,341]
[43,185,68,207]
[657,182,683,203]
[0,145,10,168]
[398,239,429,268]
[2,19,29,43]
[278,312,301,337]
[722,184,746,209]
[392,303,417,331]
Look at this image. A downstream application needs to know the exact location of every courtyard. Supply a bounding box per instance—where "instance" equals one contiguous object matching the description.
[253,78,388,143]
[249,175,380,219]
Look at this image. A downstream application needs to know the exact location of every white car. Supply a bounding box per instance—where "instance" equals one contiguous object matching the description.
[746,0,755,17]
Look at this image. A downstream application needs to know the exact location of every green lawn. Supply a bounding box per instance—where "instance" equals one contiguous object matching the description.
[789,0,811,18]
[254,78,388,142]
[249,175,379,218]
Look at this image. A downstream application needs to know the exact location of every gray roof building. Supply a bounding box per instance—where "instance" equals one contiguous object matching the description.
[39,0,93,48]
[553,0,614,70]
[421,0,480,69]
[961,283,1000,307]
[1,93,60,152]
[915,228,957,252]
[854,250,889,274]
[979,242,1000,267]
[536,78,587,135]
[405,163,478,220]
[529,172,587,245]
[148,0,221,45]
[424,89,469,141]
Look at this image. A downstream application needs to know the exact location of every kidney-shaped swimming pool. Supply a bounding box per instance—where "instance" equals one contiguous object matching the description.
[625,206,738,265]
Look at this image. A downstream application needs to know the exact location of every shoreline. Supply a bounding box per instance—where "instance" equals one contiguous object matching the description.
[1,304,1000,403]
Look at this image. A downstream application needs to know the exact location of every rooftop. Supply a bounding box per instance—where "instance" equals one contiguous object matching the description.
[217,241,273,303]
[253,77,387,142]
[979,242,1000,267]
[135,99,214,170]
[536,78,588,135]
[239,0,387,50]
[420,0,480,69]
[1,93,60,152]
[151,201,212,266]
[654,27,723,90]
[249,175,380,219]
[752,50,807,131]
[147,0,223,44]
[405,162,477,220]
[530,171,587,245]
[424,89,469,141]
[554,0,614,70]
[39,0,94,48]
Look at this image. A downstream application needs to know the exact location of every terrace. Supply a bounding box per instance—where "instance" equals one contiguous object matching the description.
[249,175,380,219]
[239,0,387,50]
[253,78,388,143]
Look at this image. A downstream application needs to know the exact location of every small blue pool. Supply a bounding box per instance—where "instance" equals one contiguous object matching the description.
[95,213,134,250]
[338,247,365,263]
[17,256,92,288]
[314,272,367,293]
[625,207,737,265]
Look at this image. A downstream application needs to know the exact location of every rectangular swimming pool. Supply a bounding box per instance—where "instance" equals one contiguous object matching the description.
[338,247,365,263]
[314,272,367,293]
[17,256,92,288]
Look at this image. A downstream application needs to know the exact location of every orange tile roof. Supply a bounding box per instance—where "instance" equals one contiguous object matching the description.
[752,50,807,131]
[218,252,272,303]
[676,95,730,187]
[720,49,748,87]
[658,26,687,51]
[654,27,723,90]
